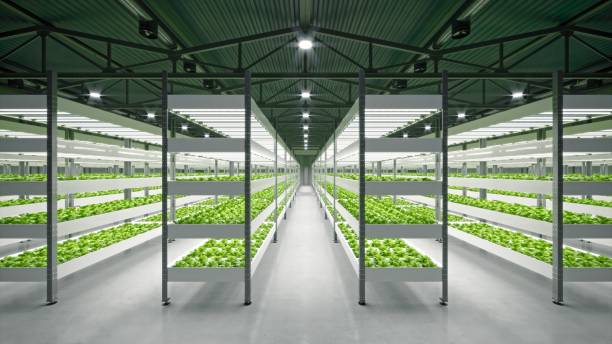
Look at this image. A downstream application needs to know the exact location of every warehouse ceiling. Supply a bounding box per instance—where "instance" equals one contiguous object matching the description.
[0,0,611,160]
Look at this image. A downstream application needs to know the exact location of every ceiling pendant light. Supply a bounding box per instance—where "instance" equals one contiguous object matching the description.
[298,39,313,50]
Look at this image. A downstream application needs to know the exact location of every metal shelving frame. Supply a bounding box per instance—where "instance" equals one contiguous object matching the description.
[161,72,298,306]
[313,71,449,305]
[397,86,612,302]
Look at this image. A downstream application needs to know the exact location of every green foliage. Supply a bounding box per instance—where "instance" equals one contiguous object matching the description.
[338,223,437,268]
[0,194,166,224]
[448,194,611,224]
[336,173,432,182]
[174,222,274,268]
[0,223,159,267]
[454,223,612,268]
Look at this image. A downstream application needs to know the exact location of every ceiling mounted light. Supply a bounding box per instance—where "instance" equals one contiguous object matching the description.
[181,124,188,131]
[512,91,524,99]
[298,39,313,50]
[146,112,155,119]
[402,132,408,138]
[424,124,432,131]
[204,133,210,138]
[138,19,158,40]
[89,92,101,100]
[303,124,309,130]
[301,90,311,99]
[413,61,427,73]
[391,79,407,89]
[304,134,308,138]
[302,112,310,119]
[202,79,216,90]
[451,19,471,39]
[457,112,466,119]
[183,61,197,73]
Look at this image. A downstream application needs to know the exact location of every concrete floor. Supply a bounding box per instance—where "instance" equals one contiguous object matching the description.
[0,186,611,344]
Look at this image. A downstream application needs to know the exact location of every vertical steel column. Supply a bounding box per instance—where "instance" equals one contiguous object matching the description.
[124,139,132,200]
[169,122,176,222]
[161,72,170,306]
[214,159,219,203]
[552,70,564,305]
[324,150,328,217]
[19,161,28,200]
[582,161,593,200]
[435,152,441,222]
[392,159,397,203]
[64,158,75,207]
[144,162,150,197]
[478,139,487,199]
[244,70,252,305]
[274,128,278,243]
[440,70,449,305]
[358,70,366,306]
[536,158,547,207]
[46,70,58,305]
[461,162,468,196]
[333,123,338,243]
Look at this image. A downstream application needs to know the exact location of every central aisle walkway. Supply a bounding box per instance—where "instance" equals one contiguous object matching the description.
[0,186,610,344]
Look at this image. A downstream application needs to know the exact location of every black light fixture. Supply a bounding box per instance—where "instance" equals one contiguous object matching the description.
[183,61,197,73]
[8,79,24,89]
[451,19,471,39]
[202,79,216,90]
[391,79,407,89]
[414,60,427,73]
[139,19,158,39]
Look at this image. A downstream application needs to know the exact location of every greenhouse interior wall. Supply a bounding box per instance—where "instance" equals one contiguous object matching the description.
[0,1,611,344]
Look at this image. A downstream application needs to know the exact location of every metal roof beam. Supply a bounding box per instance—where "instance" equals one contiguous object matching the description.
[246,37,295,70]
[0,25,39,40]
[570,25,612,40]
[179,27,297,56]
[315,37,366,69]
[312,26,430,55]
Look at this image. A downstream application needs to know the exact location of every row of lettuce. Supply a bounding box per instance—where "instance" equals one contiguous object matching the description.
[0,179,297,268]
[317,182,612,269]
[328,173,611,209]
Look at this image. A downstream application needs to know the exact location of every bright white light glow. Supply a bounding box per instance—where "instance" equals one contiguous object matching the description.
[302,112,310,118]
[147,112,155,119]
[298,39,313,50]
[512,91,524,99]
[89,92,101,99]
[402,132,408,138]
[304,134,308,138]
[424,124,431,131]
[457,112,466,119]
[301,91,311,99]
[303,125,309,130]
[181,124,188,131]
[204,133,210,138]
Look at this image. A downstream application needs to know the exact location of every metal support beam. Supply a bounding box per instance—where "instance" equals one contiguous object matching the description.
[479,138,487,199]
[440,70,449,305]
[161,71,170,306]
[552,70,564,305]
[274,126,278,242]
[358,69,366,306]
[244,70,252,305]
[46,70,58,305]
[333,121,338,242]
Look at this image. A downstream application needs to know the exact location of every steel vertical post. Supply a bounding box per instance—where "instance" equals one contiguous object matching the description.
[392,159,397,203]
[479,139,487,199]
[214,159,219,203]
[324,150,328,219]
[161,72,170,306]
[552,70,564,305]
[46,70,58,305]
[333,122,338,243]
[284,151,288,219]
[244,70,252,305]
[123,139,132,200]
[358,70,366,306]
[440,70,449,305]
[274,127,278,242]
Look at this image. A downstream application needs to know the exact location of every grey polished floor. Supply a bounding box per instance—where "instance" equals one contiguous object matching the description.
[1,186,611,344]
